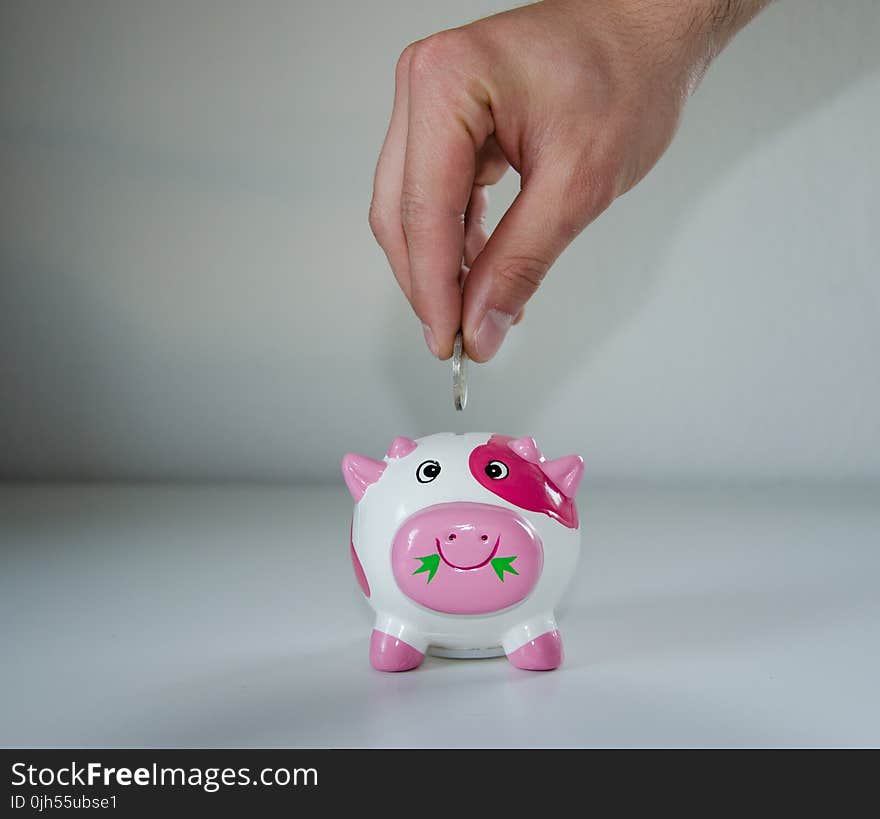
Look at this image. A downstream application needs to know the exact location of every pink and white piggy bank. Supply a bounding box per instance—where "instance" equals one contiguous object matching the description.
[342,433,584,672]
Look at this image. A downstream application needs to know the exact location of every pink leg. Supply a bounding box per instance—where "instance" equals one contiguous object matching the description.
[369,629,425,672]
[506,630,564,671]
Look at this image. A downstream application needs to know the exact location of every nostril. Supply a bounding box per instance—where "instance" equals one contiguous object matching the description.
[447,533,456,541]
[481,534,489,542]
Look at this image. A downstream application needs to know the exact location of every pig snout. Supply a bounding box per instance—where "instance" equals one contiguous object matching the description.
[391,502,544,615]
[404,504,522,569]
[437,524,500,570]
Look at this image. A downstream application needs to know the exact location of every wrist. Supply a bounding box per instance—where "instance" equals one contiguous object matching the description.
[698,0,772,53]
[599,0,772,92]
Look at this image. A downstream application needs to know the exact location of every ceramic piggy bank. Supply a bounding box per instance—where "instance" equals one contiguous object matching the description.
[342,433,584,672]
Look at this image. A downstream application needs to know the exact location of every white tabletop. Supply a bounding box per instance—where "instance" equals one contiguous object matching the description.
[1,482,878,748]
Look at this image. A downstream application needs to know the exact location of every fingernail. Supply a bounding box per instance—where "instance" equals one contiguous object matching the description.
[473,308,514,361]
[422,323,440,358]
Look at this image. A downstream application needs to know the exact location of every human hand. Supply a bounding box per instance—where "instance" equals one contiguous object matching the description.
[369,0,768,361]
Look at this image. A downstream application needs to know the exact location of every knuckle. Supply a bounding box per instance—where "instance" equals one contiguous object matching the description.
[494,256,549,301]
[368,200,394,242]
[407,40,439,82]
[395,43,417,84]
[408,30,470,83]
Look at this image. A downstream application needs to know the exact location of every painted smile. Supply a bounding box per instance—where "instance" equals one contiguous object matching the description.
[436,535,501,570]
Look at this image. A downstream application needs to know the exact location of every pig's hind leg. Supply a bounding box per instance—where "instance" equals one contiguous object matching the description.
[369,614,427,672]
[502,614,564,671]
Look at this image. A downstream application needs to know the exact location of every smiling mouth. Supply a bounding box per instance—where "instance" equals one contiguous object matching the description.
[436,535,501,570]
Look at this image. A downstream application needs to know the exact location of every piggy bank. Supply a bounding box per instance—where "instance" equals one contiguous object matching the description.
[342,433,584,672]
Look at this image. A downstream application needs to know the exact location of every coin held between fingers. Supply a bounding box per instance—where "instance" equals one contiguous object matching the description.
[452,331,468,411]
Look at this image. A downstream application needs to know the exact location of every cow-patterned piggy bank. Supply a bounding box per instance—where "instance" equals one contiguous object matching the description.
[342,433,584,672]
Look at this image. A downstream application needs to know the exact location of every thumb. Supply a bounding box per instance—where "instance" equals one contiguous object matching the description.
[461,159,614,362]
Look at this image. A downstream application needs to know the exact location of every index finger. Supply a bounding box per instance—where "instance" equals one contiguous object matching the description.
[401,37,493,359]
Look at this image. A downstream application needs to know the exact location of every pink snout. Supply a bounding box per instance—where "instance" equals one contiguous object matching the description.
[437,524,499,570]
[391,502,543,615]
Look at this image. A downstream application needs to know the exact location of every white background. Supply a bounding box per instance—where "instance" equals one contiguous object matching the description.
[1,0,878,483]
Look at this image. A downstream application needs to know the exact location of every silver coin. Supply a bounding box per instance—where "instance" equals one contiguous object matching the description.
[452,331,468,411]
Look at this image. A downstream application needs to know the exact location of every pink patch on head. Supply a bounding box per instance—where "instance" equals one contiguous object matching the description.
[392,502,543,615]
[386,436,418,459]
[341,453,386,503]
[469,435,580,529]
[350,522,370,598]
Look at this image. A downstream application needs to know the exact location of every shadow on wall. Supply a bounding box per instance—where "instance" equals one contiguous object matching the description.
[1,1,878,479]
[378,0,880,439]
[0,253,337,480]
[0,256,132,478]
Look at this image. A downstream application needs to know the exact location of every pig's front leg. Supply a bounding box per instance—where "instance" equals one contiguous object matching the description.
[370,613,427,672]
[502,614,563,671]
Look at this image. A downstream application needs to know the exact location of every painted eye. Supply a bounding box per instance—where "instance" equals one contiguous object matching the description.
[484,460,509,480]
[416,460,441,483]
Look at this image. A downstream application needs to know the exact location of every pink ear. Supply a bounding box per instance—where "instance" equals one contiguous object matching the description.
[341,453,386,502]
[386,436,418,458]
[508,436,543,464]
[541,455,584,498]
